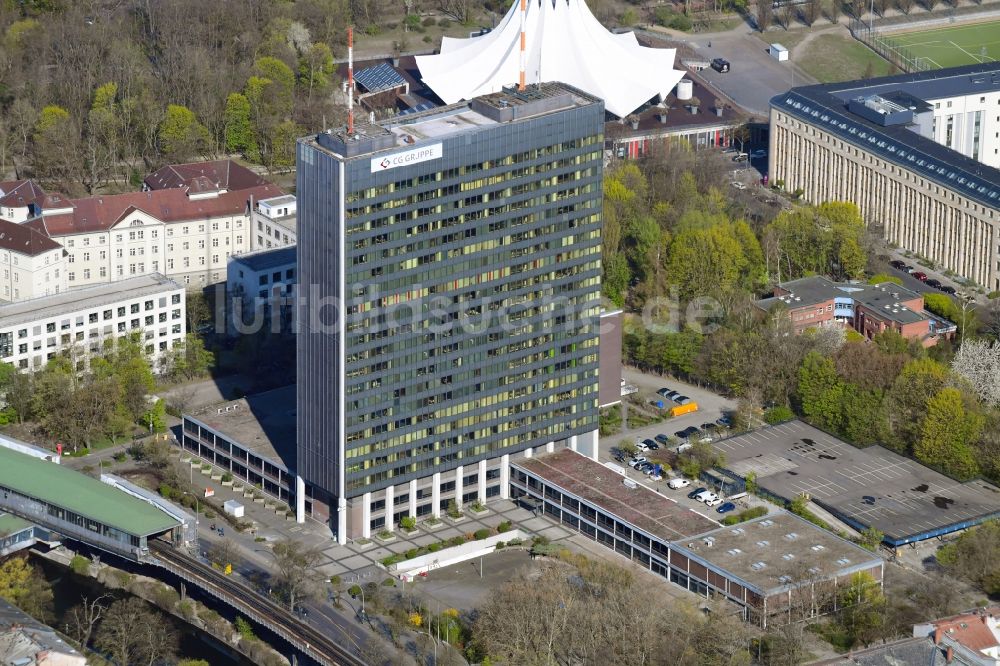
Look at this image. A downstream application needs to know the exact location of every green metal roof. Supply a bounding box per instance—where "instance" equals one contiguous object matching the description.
[0,513,32,535]
[0,448,179,537]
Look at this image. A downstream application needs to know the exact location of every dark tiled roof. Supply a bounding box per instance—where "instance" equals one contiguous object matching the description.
[0,218,63,256]
[26,184,282,236]
[810,636,958,665]
[144,160,267,193]
[0,180,47,210]
[771,64,1000,209]
[231,246,296,272]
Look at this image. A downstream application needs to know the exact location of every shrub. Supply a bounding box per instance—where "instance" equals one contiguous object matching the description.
[158,483,174,499]
[404,14,422,30]
[382,577,397,587]
[405,548,420,560]
[154,585,180,609]
[330,575,342,586]
[381,554,402,567]
[448,536,466,548]
[69,555,90,576]
[497,520,512,533]
[495,540,506,549]
[507,537,523,546]
[377,529,393,540]
[422,16,436,26]
[763,406,795,425]
[428,542,442,552]
[437,17,451,27]
[988,291,1000,300]
[473,528,491,540]
[113,452,127,463]
[221,472,233,483]
[471,499,486,512]
[400,516,416,531]
[235,616,255,640]
[348,584,362,598]
[868,273,903,286]
[204,510,215,519]
[447,499,462,518]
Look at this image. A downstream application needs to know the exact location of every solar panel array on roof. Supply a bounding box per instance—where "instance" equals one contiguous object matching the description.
[398,101,437,116]
[355,62,407,93]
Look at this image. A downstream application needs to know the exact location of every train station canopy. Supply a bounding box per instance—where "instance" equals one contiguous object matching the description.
[415,0,685,118]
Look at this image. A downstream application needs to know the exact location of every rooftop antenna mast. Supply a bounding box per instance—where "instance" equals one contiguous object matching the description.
[518,0,526,91]
[348,26,355,135]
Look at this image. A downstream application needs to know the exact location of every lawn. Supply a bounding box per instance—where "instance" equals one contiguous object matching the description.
[798,33,894,82]
[881,19,1000,69]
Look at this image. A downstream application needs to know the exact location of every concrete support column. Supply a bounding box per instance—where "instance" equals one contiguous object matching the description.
[455,465,464,508]
[295,475,306,524]
[545,441,555,453]
[580,429,599,461]
[500,454,511,500]
[336,496,347,545]
[569,434,578,453]
[431,472,442,518]
[361,492,372,539]
[478,459,487,503]
[523,447,533,459]
[409,479,418,518]
[384,485,394,531]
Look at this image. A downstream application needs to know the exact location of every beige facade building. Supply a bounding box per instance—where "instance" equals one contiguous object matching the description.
[770,64,1000,291]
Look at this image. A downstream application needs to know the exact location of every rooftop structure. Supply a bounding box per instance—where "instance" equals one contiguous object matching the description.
[914,607,1000,665]
[514,448,718,541]
[674,512,882,597]
[188,385,297,471]
[229,245,296,274]
[0,597,86,666]
[712,420,1000,546]
[0,219,63,257]
[811,635,972,665]
[0,446,178,537]
[144,159,268,194]
[0,273,182,328]
[414,0,684,117]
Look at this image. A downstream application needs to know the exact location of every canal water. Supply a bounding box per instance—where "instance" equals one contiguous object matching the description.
[35,555,256,665]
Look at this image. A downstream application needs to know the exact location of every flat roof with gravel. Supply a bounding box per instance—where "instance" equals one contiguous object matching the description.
[676,511,882,595]
[713,420,1000,546]
[513,449,718,541]
[0,447,178,536]
[187,385,296,471]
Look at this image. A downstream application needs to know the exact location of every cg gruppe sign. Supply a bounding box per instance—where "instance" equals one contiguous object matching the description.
[371,143,443,173]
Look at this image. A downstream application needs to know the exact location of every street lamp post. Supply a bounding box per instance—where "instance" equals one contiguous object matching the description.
[182,491,199,525]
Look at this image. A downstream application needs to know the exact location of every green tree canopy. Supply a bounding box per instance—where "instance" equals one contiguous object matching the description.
[915,387,983,479]
[223,93,255,156]
[158,104,210,162]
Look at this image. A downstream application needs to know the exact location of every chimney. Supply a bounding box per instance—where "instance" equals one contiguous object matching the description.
[934,627,944,644]
[945,646,953,663]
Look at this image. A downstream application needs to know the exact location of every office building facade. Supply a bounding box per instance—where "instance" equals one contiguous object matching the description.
[770,64,1000,291]
[297,84,604,542]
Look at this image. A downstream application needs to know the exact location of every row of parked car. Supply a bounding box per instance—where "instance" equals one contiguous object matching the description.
[656,387,693,405]
[888,260,957,294]
[665,477,737,513]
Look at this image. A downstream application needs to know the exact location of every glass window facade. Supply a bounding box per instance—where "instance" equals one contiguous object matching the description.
[297,89,605,502]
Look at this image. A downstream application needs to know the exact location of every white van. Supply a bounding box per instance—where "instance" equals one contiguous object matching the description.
[668,478,691,490]
[635,441,649,452]
[695,490,719,503]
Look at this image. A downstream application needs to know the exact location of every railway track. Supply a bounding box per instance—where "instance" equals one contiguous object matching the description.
[149,541,365,666]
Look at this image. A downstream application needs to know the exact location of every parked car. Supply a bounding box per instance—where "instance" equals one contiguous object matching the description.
[676,426,701,440]
[629,456,648,468]
[649,473,663,482]
[705,497,723,507]
[635,440,649,452]
[613,452,626,463]
[687,487,707,499]
[716,502,737,514]
[701,423,719,432]
[665,390,681,401]
[668,478,691,490]
[913,271,928,281]
[695,490,719,503]
[889,259,905,270]
[716,415,733,427]
[675,395,692,405]
[939,285,957,295]
[730,181,747,190]
[711,57,731,73]
[657,388,671,397]
[903,265,915,273]
[655,433,671,445]
[925,278,941,288]
[732,154,748,162]
[643,438,659,450]
[750,149,767,159]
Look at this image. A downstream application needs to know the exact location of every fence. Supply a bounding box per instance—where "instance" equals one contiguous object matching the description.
[849,6,1000,72]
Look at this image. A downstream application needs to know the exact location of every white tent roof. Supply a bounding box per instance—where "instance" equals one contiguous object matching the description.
[415,0,685,118]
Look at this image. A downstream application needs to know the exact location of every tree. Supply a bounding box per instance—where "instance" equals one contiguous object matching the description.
[797,351,844,430]
[836,572,887,648]
[951,339,1000,407]
[271,539,322,611]
[158,104,210,162]
[756,0,774,30]
[896,0,913,12]
[885,357,948,452]
[66,594,111,649]
[857,527,884,551]
[298,42,334,98]
[915,387,983,479]
[223,93,255,156]
[163,334,214,380]
[936,519,1000,595]
[95,597,178,666]
[208,538,241,570]
[802,0,822,26]
[827,0,843,22]
[32,105,81,189]
[0,558,53,622]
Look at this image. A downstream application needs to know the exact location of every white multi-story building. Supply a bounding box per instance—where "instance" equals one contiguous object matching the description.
[0,161,284,290]
[226,245,296,335]
[0,219,66,302]
[253,194,297,250]
[0,273,185,372]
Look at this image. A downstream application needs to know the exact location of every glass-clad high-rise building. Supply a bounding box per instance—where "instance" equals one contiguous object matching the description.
[297,83,604,542]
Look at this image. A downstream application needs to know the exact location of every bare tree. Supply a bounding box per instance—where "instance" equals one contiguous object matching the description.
[756,0,775,30]
[952,339,1000,406]
[827,0,843,22]
[271,539,323,611]
[801,0,822,26]
[778,2,795,28]
[208,538,242,570]
[95,597,178,666]
[65,594,111,650]
[895,0,913,13]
